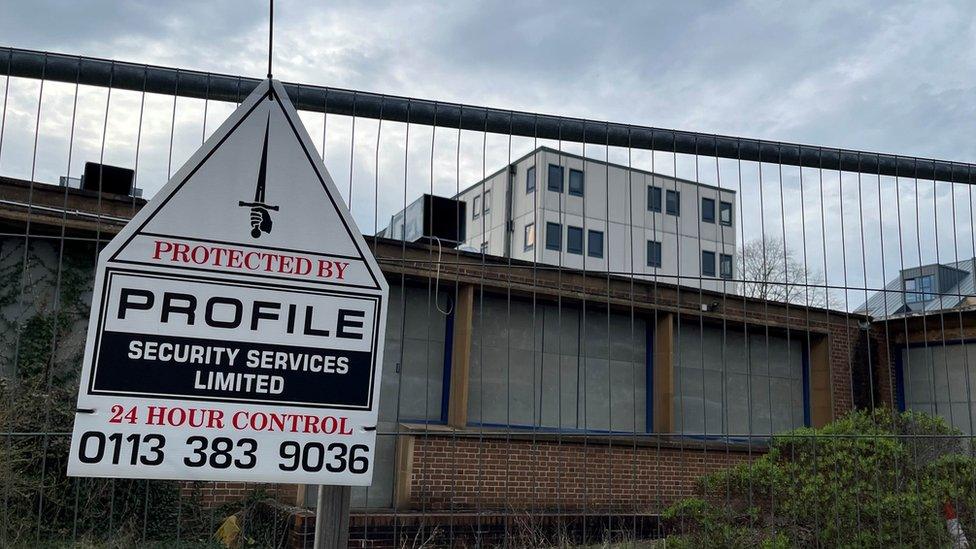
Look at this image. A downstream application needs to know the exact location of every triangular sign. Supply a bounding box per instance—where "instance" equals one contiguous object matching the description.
[68,80,388,486]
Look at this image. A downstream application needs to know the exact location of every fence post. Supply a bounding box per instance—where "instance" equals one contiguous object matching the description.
[313,485,351,549]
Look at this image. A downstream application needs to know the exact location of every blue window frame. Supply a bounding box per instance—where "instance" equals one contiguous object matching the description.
[547,164,564,192]
[545,222,562,251]
[569,169,584,196]
[587,230,603,258]
[647,186,662,212]
[666,190,680,216]
[567,226,583,255]
[526,166,536,193]
[647,240,662,268]
[701,198,715,223]
[702,250,716,277]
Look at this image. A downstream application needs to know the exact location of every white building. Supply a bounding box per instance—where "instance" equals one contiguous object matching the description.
[455,147,737,292]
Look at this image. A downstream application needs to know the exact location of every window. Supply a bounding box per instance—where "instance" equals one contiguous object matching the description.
[483,190,491,214]
[587,230,604,258]
[720,201,733,226]
[547,164,564,192]
[666,190,680,216]
[567,226,584,255]
[526,166,536,193]
[472,195,480,219]
[702,250,716,277]
[569,169,584,196]
[545,222,562,251]
[720,253,733,279]
[524,223,535,251]
[647,185,662,212]
[466,298,648,432]
[905,275,935,303]
[701,198,715,223]
[675,323,806,436]
[647,240,662,268]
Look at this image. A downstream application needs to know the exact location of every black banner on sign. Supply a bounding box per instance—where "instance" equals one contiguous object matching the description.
[90,331,374,408]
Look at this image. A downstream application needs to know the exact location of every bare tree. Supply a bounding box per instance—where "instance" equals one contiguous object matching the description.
[736,237,832,308]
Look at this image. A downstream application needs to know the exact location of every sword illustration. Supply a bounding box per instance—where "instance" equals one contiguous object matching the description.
[239,112,279,238]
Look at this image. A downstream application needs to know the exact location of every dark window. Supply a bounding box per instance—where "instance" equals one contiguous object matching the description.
[526,166,536,193]
[547,164,564,192]
[647,240,662,268]
[720,254,733,279]
[524,223,535,251]
[647,186,662,212]
[545,222,562,251]
[701,198,715,223]
[569,169,584,196]
[472,195,480,219]
[567,226,584,255]
[666,190,680,216]
[720,201,733,226]
[702,250,716,277]
[587,230,603,258]
[905,274,935,303]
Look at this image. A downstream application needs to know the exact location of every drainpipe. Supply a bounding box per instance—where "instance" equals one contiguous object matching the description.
[503,164,516,259]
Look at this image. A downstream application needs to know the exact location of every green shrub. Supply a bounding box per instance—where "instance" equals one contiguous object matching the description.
[664,409,976,548]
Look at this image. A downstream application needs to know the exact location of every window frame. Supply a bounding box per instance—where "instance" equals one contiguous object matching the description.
[702,250,716,277]
[587,229,604,258]
[719,201,733,226]
[483,190,491,214]
[547,164,564,192]
[524,222,535,251]
[647,185,662,212]
[526,165,536,193]
[545,222,562,251]
[701,197,715,223]
[567,225,584,255]
[720,253,733,279]
[472,195,480,219]
[666,189,680,216]
[646,240,662,268]
[568,169,584,197]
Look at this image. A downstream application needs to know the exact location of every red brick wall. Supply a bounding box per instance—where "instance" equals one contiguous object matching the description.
[181,481,300,508]
[406,436,760,513]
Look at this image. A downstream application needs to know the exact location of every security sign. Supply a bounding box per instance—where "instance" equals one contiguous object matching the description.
[67,79,388,485]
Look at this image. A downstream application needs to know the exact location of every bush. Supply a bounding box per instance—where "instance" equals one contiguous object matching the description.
[663,409,976,548]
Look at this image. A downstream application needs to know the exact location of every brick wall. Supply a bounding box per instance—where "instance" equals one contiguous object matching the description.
[406,436,761,513]
[181,481,301,507]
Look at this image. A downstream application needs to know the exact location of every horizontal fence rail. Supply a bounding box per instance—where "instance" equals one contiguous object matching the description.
[3,46,974,185]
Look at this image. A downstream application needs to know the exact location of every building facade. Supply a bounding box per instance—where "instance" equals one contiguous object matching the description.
[0,175,871,546]
[455,147,738,292]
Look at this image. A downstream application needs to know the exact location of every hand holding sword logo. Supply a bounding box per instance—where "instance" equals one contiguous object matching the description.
[239,113,279,238]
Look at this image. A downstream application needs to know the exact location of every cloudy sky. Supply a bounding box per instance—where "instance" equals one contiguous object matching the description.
[1,0,975,307]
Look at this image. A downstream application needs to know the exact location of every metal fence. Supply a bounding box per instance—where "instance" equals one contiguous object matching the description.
[2,46,976,547]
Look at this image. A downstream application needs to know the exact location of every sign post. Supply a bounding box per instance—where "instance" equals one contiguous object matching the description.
[66,79,387,536]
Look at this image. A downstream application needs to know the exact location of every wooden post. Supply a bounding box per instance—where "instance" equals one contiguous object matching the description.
[653,313,675,433]
[809,335,832,427]
[313,485,351,549]
[447,284,474,428]
[393,434,415,509]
